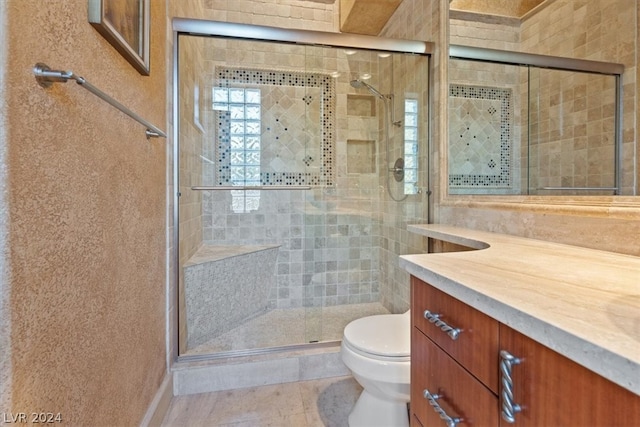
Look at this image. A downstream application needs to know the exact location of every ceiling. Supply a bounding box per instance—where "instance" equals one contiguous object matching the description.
[338,0,549,35]
[449,0,548,18]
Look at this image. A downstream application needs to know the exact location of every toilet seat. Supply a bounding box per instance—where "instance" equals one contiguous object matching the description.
[343,314,410,360]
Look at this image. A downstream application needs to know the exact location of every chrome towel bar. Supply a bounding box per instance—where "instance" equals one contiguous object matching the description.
[33,63,166,139]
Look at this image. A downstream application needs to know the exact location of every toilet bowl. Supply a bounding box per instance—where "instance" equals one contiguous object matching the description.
[340,310,411,427]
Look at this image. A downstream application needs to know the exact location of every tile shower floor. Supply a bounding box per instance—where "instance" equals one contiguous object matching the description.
[161,375,362,427]
[186,302,390,355]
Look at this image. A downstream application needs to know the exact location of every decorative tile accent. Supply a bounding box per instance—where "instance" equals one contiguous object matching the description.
[449,84,512,188]
[215,67,335,186]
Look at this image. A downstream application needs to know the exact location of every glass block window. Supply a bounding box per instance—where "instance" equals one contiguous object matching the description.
[213,87,262,213]
[404,99,419,195]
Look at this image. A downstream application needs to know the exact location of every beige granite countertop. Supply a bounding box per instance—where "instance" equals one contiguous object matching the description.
[400,224,640,395]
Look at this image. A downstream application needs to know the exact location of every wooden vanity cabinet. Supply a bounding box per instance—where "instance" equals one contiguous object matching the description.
[411,326,499,426]
[499,324,640,426]
[410,276,640,427]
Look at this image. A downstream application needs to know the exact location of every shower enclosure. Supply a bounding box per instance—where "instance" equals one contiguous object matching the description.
[174,19,431,358]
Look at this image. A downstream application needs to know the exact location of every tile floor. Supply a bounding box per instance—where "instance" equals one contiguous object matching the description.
[161,375,362,426]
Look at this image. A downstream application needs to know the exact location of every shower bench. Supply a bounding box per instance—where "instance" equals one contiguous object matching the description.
[183,244,280,349]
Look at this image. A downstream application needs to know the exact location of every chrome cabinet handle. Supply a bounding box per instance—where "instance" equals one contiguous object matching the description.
[423,310,461,340]
[423,389,463,427]
[500,350,522,423]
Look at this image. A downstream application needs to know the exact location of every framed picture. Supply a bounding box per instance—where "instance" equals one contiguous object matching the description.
[88,0,150,75]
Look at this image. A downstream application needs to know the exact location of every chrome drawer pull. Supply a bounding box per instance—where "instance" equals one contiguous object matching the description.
[500,350,522,423]
[423,310,461,340]
[423,389,463,427]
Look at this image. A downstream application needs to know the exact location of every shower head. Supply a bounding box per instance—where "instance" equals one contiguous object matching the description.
[350,79,385,99]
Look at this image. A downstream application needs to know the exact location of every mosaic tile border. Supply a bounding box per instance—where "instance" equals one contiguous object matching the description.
[215,67,335,186]
[449,84,512,188]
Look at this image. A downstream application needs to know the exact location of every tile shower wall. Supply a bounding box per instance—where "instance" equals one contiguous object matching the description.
[196,39,382,309]
[449,84,515,191]
[210,67,335,187]
[448,56,524,195]
[378,0,437,312]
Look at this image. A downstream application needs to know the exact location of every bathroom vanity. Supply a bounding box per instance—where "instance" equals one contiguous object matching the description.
[400,225,640,426]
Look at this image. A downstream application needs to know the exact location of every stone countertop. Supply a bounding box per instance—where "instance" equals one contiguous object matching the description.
[399,224,640,396]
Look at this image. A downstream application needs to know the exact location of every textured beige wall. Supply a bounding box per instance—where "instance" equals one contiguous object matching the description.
[0,0,9,413]
[1,0,167,424]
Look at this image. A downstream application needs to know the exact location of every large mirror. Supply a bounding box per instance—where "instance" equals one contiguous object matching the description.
[448,0,637,198]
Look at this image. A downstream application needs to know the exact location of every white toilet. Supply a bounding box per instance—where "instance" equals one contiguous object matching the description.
[340,310,411,427]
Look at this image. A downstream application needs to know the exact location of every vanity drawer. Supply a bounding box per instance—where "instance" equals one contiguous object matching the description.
[411,276,499,393]
[411,327,499,427]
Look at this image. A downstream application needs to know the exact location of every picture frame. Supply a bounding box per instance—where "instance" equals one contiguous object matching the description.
[88,0,150,75]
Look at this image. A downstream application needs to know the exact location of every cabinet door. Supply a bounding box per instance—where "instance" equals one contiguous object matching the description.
[412,327,499,427]
[412,276,499,393]
[499,324,640,427]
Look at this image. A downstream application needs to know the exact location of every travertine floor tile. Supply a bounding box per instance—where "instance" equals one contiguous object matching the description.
[162,376,360,427]
[161,392,220,426]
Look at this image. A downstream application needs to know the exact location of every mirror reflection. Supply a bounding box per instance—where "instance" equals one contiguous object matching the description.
[448,0,634,196]
[449,57,619,196]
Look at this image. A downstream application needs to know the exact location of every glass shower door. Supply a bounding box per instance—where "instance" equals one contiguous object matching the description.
[175,26,431,358]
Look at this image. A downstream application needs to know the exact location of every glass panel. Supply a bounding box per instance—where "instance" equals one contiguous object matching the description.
[404,99,419,195]
[245,105,260,120]
[245,137,260,150]
[245,89,261,104]
[230,136,244,149]
[229,105,244,119]
[245,121,260,134]
[177,32,430,358]
[229,121,244,134]
[448,58,619,196]
[229,88,245,103]
[528,68,617,196]
[213,87,228,103]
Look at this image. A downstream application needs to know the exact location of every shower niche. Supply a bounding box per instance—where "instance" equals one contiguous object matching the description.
[175,21,431,358]
[347,94,378,175]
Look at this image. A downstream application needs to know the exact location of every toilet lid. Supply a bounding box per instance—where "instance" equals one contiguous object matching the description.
[343,314,410,357]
